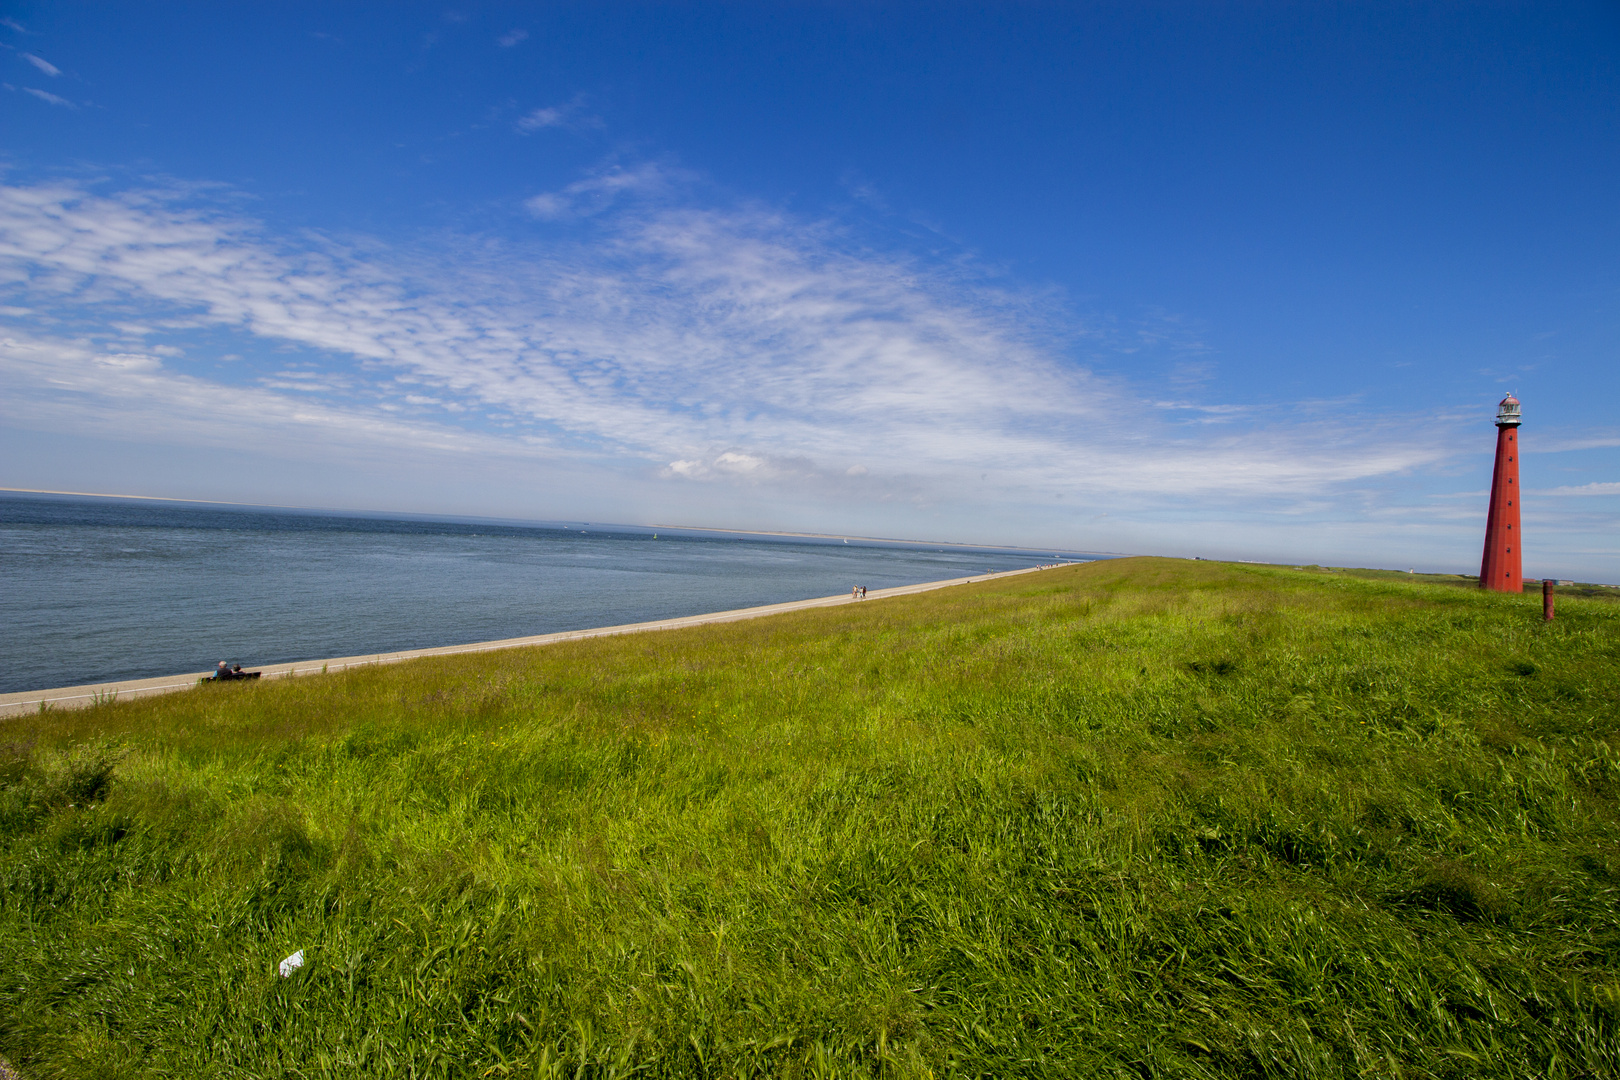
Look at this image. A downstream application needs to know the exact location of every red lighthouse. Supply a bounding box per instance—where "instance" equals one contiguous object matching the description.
[1479,393,1523,593]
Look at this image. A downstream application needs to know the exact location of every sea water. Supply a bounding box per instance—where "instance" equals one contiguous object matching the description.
[0,493,1099,693]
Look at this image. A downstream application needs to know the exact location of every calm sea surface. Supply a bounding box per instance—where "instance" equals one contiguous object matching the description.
[1,493,1098,693]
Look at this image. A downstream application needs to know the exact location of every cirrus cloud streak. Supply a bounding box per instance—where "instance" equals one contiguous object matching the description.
[0,177,1467,530]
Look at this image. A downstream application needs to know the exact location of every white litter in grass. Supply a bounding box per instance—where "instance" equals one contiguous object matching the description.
[278,950,304,977]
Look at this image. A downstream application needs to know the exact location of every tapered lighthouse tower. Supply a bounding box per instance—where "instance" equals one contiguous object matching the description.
[1479,393,1522,593]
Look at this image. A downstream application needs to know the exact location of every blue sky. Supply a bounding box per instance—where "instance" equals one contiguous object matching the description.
[2,2,1617,578]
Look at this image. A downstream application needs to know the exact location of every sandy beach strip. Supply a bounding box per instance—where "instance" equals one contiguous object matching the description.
[0,565,1055,718]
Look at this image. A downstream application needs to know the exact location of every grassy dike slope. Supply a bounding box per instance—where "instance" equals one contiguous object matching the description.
[2,558,1618,1078]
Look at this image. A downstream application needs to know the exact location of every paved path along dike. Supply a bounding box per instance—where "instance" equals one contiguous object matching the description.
[1,565,1053,718]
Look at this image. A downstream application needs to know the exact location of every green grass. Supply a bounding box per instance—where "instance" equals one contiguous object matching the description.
[1286,563,1619,599]
[2,557,1618,1078]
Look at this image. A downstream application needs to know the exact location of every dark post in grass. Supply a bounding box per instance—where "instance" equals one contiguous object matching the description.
[1543,578,1555,622]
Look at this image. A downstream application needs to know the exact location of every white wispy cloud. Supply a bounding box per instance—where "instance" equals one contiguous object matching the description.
[523,162,683,219]
[1535,482,1620,497]
[0,176,1467,526]
[1527,433,1620,453]
[0,330,548,467]
[21,53,60,76]
[497,29,528,47]
[516,106,565,131]
[515,94,599,133]
[22,86,73,107]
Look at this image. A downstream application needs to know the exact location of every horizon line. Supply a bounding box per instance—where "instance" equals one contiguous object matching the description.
[0,487,1126,558]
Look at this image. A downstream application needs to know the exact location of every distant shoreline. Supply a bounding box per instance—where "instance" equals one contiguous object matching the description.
[0,486,1122,560]
[0,564,1059,716]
